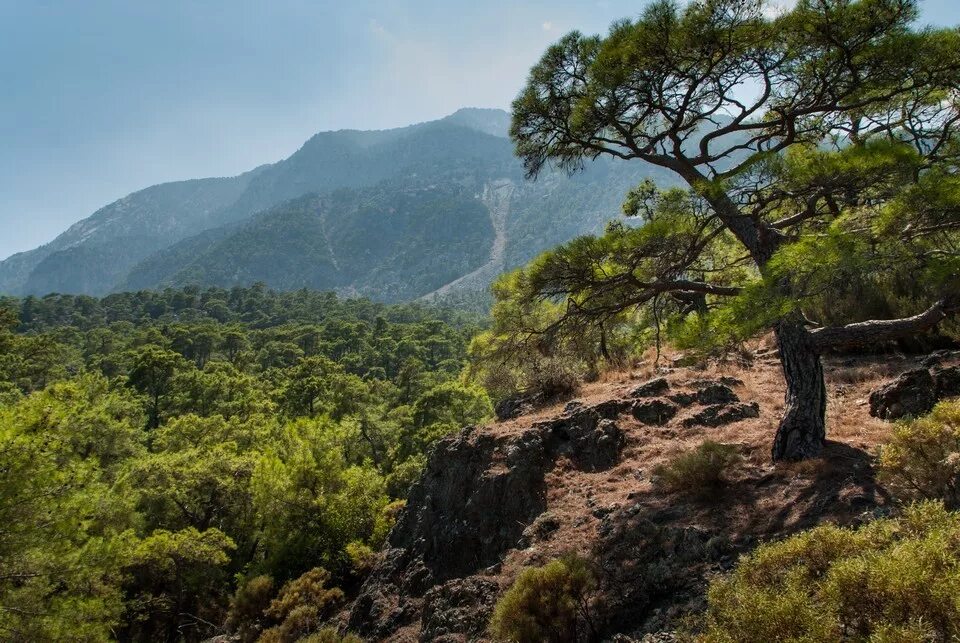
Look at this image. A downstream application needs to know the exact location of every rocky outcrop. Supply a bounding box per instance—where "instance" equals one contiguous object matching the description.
[632,400,679,425]
[695,383,739,405]
[868,365,960,420]
[347,376,764,640]
[631,378,670,398]
[347,405,628,639]
[682,403,760,428]
[494,392,544,421]
[419,577,501,642]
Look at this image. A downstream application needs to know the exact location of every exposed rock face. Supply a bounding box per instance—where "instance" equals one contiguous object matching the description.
[347,376,764,640]
[667,392,697,407]
[695,383,739,405]
[682,403,760,428]
[595,509,727,635]
[631,399,679,425]
[869,368,938,420]
[494,392,543,421]
[631,378,670,398]
[935,365,960,400]
[347,407,627,638]
[419,577,501,642]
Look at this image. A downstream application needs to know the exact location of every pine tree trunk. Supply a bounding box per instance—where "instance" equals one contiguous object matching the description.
[771,319,827,461]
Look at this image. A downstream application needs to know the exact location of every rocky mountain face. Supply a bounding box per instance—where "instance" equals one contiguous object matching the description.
[0,108,672,301]
[337,348,926,641]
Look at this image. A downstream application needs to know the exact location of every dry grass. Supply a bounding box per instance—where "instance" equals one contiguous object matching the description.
[489,339,952,581]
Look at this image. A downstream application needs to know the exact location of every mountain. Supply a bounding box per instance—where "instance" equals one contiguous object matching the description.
[0,170,266,296]
[0,108,674,301]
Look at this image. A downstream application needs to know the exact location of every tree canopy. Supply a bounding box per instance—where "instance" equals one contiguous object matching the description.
[500,0,960,460]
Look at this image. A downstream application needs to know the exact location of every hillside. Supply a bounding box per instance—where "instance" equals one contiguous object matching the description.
[0,108,674,300]
[0,171,264,295]
[342,344,960,640]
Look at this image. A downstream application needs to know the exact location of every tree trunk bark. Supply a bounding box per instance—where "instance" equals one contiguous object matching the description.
[771,319,827,461]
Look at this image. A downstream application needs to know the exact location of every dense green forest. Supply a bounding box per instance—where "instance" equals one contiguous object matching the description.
[0,285,491,641]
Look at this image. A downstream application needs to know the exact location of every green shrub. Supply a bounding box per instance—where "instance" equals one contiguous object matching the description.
[226,575,275,642]
[298,628,363,643]
[344,541,376,577]
[879,399,960,508]
[653,441,740,495]
[698,501,960,642]
[257,568,344,643]
[489,554,597,643]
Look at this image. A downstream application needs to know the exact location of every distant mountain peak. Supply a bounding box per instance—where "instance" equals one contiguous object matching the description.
[441,107,510,138]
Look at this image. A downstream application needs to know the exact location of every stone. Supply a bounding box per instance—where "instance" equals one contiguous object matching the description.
[631,377,670,397]
[695,383,739,405]
[935,365,960,399]
[869,368,937,420]
[419,577,500,642]
[667,392,697,407]
[631,399,679,425]
[563,399,585,414]
[682,402,760,428]
[494,391,542,421]
[589,398,634,419]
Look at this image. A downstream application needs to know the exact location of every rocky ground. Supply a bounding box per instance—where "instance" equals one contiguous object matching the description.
[340,342,960,642]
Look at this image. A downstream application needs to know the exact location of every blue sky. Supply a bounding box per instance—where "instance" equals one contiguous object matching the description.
[0,0,956,259]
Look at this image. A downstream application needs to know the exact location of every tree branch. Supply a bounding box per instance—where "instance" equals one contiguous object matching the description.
[810,298,959,351]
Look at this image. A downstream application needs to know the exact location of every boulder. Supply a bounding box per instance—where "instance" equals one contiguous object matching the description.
[682,403,760,428]
[588,398,634,420]
[541,412,627,471]
[632,399,679,425]
[935,365,960,400]
[667,392,698,407]
[868,368,937,420]
[631,377,670,398]
[494,391,543,421]
[695,383,739,405]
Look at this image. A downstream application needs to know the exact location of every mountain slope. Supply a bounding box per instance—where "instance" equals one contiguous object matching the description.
[0,170,265,296]
[0,108,675,300]
[159,186,495,300]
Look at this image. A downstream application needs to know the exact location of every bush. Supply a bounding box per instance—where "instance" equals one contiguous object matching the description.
[697,501,960,642]
[879,399,960,508]
[527,359,582,401]
[257,568,344,643]
[226,575,275,642]
[653,441,740,495]
[489,554,597,643]
[298,628,363,643]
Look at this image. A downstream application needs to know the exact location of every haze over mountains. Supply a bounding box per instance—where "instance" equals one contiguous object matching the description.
[0,108,672,302]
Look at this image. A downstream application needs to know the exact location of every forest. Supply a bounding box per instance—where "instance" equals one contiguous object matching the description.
[0,285,491,641]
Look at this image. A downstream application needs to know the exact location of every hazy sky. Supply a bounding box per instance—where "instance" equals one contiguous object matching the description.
[0,0,956,259]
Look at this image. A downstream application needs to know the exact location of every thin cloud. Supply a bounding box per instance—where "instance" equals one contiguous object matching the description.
[542,21,553,31]
[762,0,798,18]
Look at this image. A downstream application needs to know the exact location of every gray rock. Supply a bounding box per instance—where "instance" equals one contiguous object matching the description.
[494,391,542,421]
[632,399,679,425]
[682,402,760,428]
[667,392,697,407]
[695,383,739,405]
[631,377,670,398]
[869,368,937,420]
[935,365,960,400]
[419,577,500,642]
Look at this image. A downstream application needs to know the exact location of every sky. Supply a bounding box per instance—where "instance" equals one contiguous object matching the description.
[0,0,956,260]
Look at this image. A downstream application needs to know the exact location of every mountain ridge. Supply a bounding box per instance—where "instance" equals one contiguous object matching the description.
[0,108,672,301]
